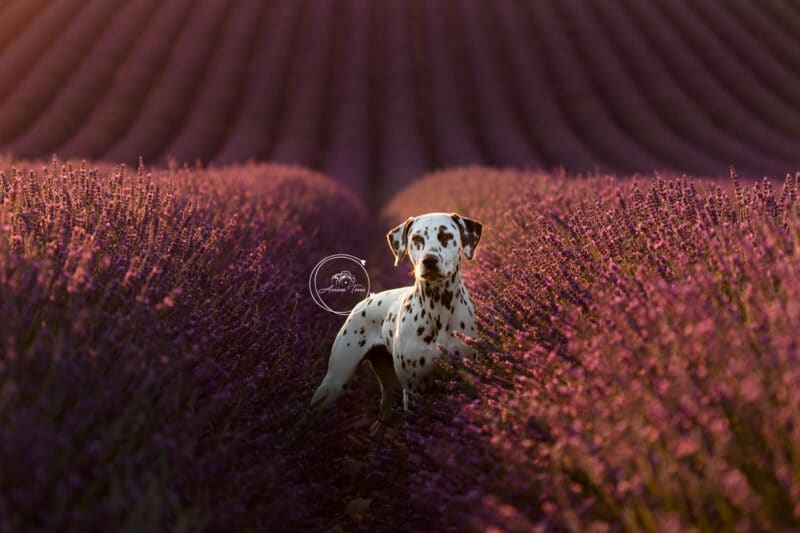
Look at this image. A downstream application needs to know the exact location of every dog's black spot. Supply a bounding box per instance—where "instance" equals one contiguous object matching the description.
[421,309,426,318]
[343,329,347,335]
[389,330,393,337]
[413,314,418,321]
[360,327,365,334]
[437,227,454,248]
[420,357,425,366]
[423,334,433,343]
[361,310,366,317]
[412,360,417,367]
[417,327,424,336]
[441,289,453,309]
[435,316,442,330]
[446,322,450,331]
[347,343,350,347]
[358,339,366,347]
[412,372,416,378]
[455,349,460,356]
[378,300,382,306]
[429,300,435,310]
[402,361,406,369]
[460,321,465,329]
[402,316,406,322]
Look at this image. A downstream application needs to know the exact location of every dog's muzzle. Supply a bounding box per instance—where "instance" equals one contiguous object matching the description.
[419,255,443,280]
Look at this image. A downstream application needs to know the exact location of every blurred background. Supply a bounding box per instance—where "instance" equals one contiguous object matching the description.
[0,0,799,208]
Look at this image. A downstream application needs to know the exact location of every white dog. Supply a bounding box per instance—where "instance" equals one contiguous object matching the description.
[309,212,482,432]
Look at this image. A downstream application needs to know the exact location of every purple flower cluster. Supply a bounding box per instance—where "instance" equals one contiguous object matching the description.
[0,157,371,530]
[382,167,800,530]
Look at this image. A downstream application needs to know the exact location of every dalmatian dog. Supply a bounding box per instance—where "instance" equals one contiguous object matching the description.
[309,212,482,433]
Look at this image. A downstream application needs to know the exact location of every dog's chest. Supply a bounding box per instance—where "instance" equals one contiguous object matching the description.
[386,286,473,391]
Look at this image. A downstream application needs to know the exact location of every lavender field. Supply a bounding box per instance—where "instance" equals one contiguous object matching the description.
[2,0,800,531]
[2,159,799,530]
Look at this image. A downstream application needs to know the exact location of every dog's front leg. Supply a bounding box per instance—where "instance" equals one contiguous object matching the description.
[402,388,422,411]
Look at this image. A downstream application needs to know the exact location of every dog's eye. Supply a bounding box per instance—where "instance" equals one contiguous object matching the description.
[412,235,424,246]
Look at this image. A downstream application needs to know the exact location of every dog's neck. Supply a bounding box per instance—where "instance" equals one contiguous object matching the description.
[413,266,463,318]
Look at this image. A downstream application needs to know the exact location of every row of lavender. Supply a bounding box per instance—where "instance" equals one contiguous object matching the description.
[0,157,376,530]
[381,167,800,530]
[2,1,800,195]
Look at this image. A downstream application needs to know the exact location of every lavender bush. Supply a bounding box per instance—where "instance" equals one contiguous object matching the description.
[382,167,800,531]
[0,157,371,530]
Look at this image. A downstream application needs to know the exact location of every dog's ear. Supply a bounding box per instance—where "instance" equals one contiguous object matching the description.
[451,213,483,260]
[386,217,414,266]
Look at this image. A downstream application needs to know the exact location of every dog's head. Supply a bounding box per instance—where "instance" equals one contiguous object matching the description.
[386,212,482,281]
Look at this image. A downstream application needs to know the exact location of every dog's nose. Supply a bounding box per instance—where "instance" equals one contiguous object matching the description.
[422,255,438,269]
